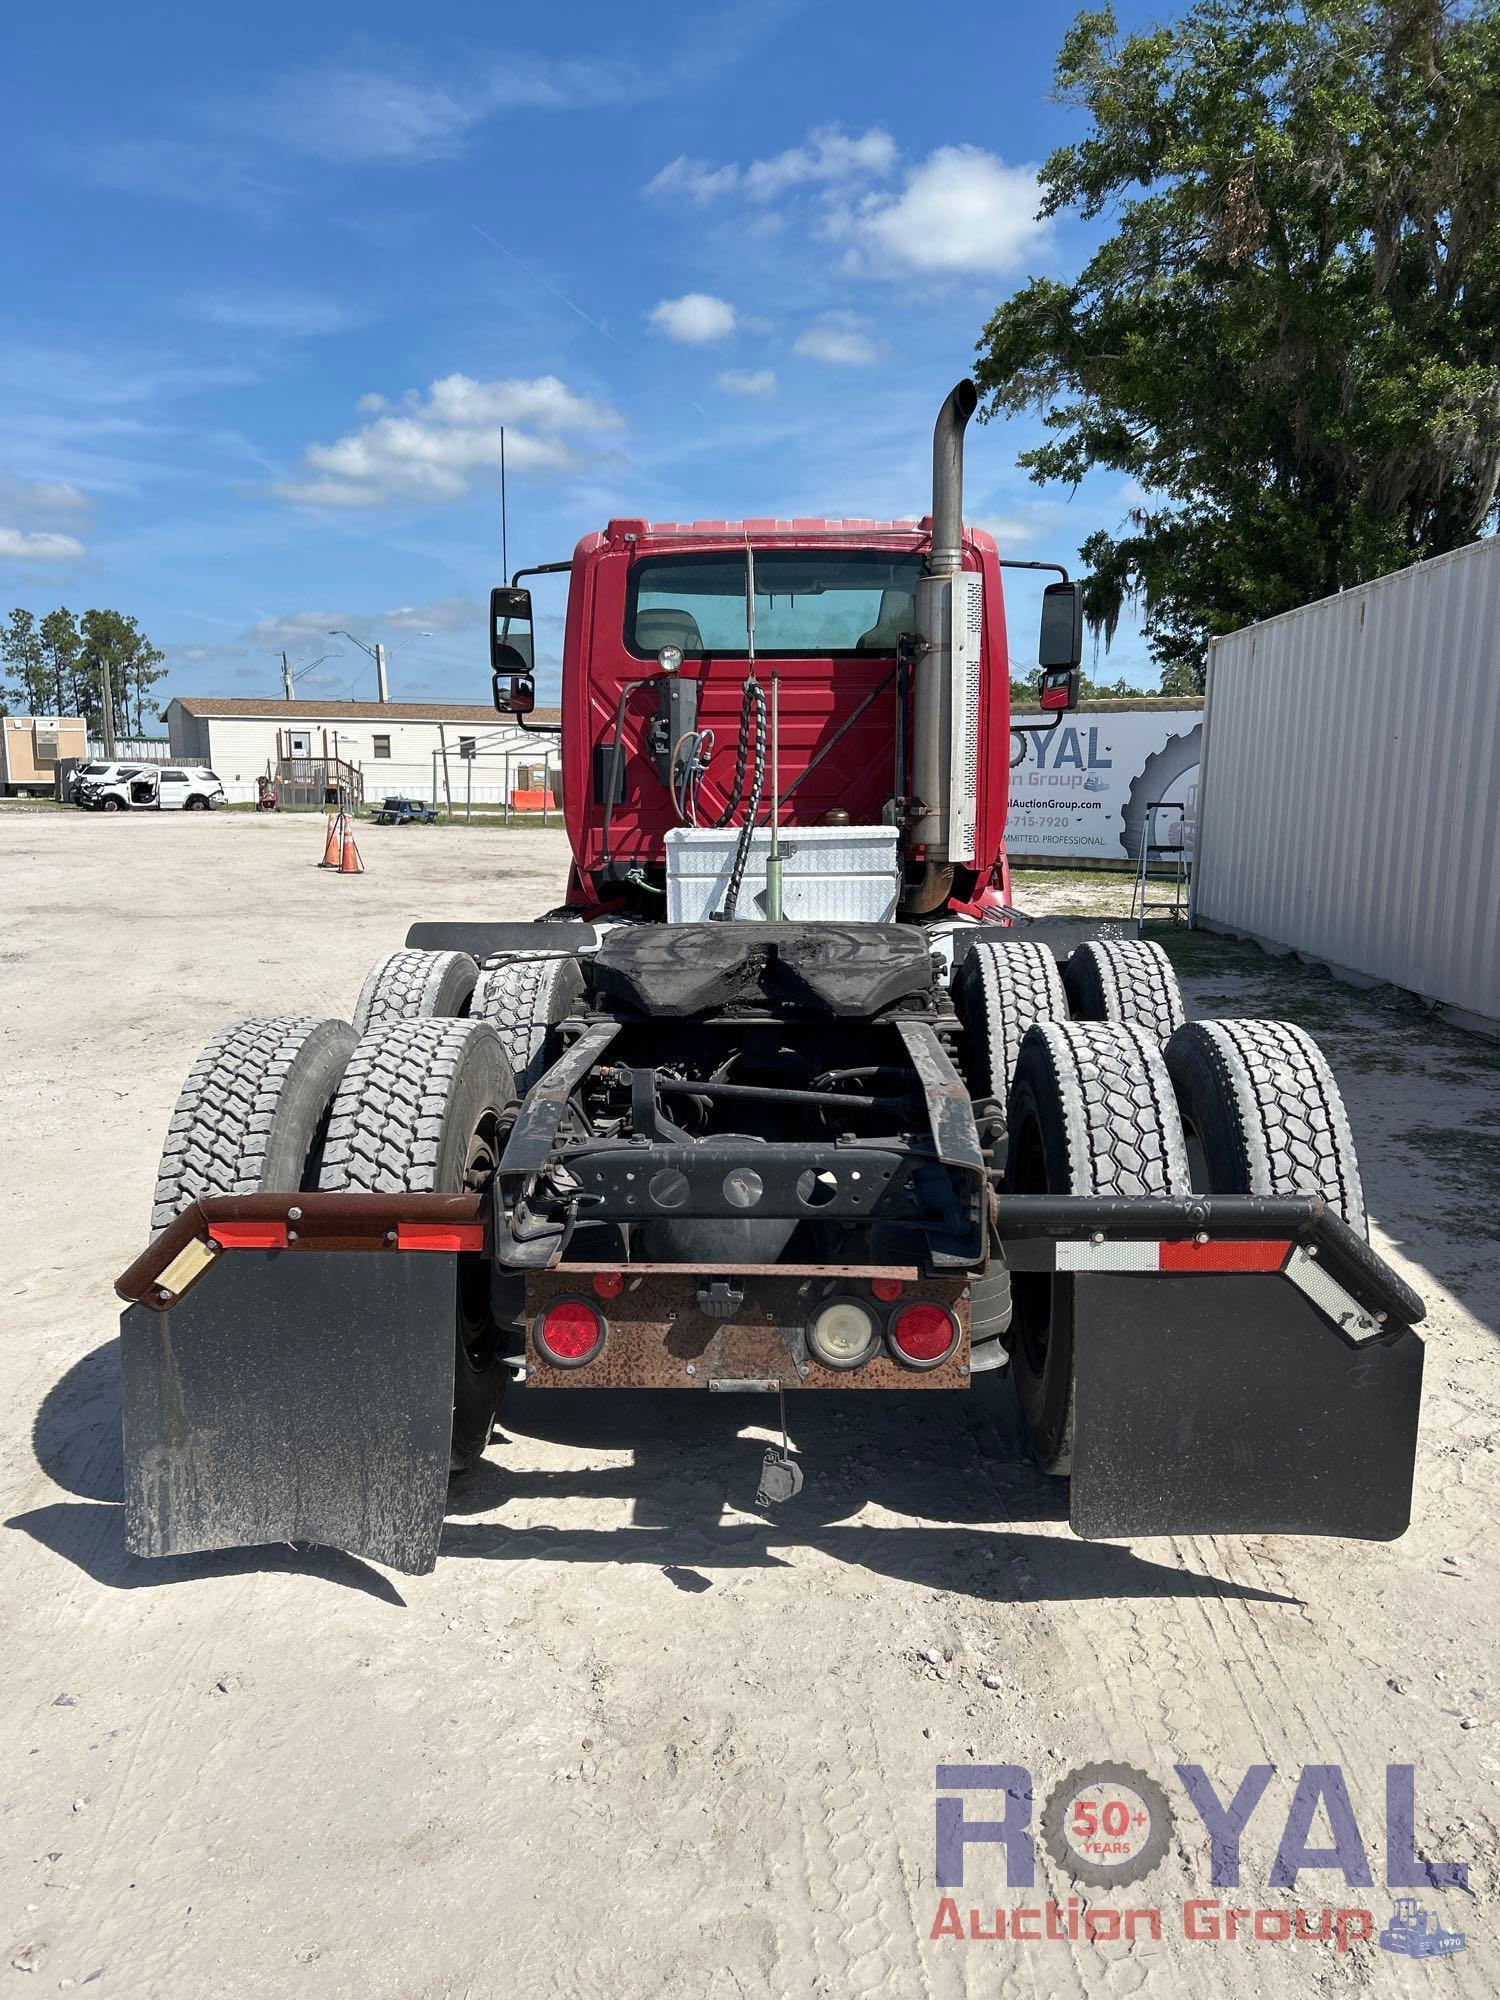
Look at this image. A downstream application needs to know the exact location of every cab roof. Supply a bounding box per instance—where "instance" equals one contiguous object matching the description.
[598,517,997,553]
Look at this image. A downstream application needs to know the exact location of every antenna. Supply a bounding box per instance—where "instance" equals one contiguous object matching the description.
[500,426,509,581]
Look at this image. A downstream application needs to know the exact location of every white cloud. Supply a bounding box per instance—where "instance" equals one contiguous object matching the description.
[744,127,897,201]
[83,138,288,220]
[384,595,482,632]
[257,69,479,164]
[646,156,742,203]
[792,313,879,367]
[253,53,704,165]
[246,596,483,646]
[244,610,348,647]
[197,295,359,337]
[832,146,1047,276]
[647,294,737,344]
[274,373,622,508]
[716,368,778,397]
[0,476,89,517]
[0,527,86,564]
[646,126,895,204]
[0,478,91,565]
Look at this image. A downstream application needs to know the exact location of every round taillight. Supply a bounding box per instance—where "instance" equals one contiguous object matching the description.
[871,1276,905,1303]
[808,1298,879,1370]
[592,1271,625,1299]
[535,1299,605,1368]
[888,1302,958,1369]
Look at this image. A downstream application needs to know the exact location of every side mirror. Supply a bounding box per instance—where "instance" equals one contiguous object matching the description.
[493,667,536,716]
[1038,579,1083,671]
[1039,665,1080,712]
[490,585,535,674]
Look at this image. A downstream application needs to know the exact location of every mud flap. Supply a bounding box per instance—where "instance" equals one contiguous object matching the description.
[1068,1271,1424,1540]
[121,1248,458,1576]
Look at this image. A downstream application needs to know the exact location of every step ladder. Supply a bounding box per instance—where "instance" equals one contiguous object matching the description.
[1130,797,1191,935]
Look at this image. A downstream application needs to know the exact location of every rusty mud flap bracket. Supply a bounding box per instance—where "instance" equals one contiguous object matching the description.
[997,1195,1425,1541]
[116,1194,485,1576]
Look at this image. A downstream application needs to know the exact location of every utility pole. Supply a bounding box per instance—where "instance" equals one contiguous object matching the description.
[437,724,454,820]
[375,643,389,704]
[98,653,117,757]
[282,651,295,701]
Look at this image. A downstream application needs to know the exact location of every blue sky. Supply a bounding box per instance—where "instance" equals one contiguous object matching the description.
[3,0,1162,712]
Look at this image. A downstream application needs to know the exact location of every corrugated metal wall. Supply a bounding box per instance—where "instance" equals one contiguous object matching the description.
[1193,537,1500,1029]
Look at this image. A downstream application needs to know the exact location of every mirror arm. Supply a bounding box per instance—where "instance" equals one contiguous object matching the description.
[509,560,574,588]
[997,559,1070,583]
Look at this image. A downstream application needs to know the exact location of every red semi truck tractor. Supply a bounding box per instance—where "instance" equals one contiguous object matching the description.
[118,382,1423,1574]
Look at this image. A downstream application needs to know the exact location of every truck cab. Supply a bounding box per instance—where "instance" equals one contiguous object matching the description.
[488,385,1083,927]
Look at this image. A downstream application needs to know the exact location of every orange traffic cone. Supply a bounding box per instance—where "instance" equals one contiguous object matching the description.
[320,812,342,867]
[338,817,364,874]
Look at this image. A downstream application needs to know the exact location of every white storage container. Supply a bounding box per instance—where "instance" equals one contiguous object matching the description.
[664,824,901,924]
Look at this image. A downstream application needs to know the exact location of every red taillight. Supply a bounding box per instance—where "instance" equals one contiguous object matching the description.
[535,1299,606,1368]
[592,1270,625,1299]
[871,1276,905,1303]
[888,1302,958,1368]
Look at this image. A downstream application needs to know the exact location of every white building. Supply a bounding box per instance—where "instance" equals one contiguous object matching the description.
[165,697,562,807]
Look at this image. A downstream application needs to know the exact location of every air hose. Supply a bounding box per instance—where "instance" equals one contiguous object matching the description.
[712,673,766,920]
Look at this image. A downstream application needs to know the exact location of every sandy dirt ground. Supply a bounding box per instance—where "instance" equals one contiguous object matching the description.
[2,808,1496,1999]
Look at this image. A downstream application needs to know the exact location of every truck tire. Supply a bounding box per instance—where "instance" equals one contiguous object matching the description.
[151,1015,357,1236]
[352,948,478,1036]
[1006,1021,1191,1474]
[1120,727,1201,864]
[472,952,585,1095]
[1063,937,1185,1043]
[953,940,1068,1107]
[102,795,123,812]
[317,1018,517,1469]
[1164,1018,1367,1237]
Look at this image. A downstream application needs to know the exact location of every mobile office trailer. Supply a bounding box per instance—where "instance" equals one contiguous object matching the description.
[1,715,88,797]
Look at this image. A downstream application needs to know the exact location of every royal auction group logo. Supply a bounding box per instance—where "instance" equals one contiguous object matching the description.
[931,1761,1468,1954]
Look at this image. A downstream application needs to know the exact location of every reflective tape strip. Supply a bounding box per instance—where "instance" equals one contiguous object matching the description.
[396,1221,485,1253]
[155,1235,217,1297]
[1283,1246,1386,1344]
[1055,1239,1291,1275]
[1159,1239,1290,1272]
[1056,1241,1161,1272]
[209,1221,289,1251]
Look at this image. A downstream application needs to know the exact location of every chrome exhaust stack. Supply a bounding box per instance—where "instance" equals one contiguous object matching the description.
[903,378,980,914]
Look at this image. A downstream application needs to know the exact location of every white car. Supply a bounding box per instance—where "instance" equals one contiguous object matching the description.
[89,765,226,812]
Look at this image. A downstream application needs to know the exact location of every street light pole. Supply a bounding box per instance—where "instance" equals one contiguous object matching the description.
[328,630,387,702]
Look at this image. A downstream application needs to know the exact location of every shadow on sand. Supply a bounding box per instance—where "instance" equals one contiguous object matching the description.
[12,1337,1295,1611]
